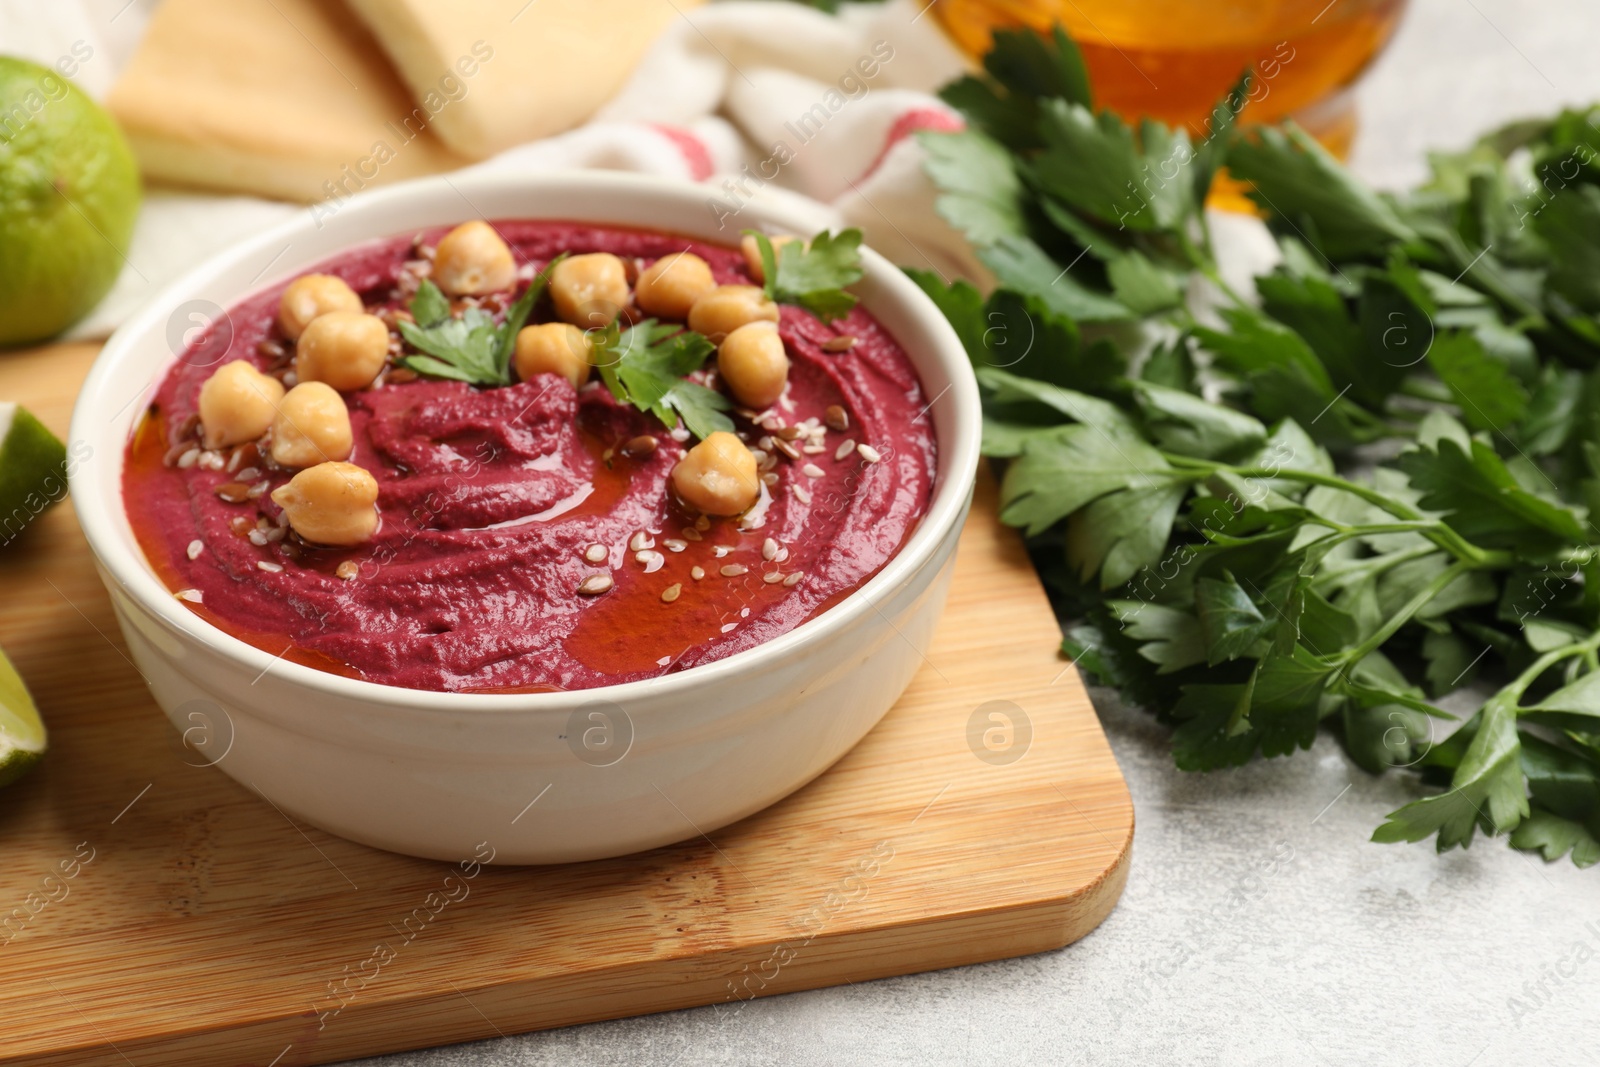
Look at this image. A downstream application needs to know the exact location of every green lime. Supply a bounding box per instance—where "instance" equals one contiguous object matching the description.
[0,643,45,789]
[0,402,69,541]
[0,56,141,347]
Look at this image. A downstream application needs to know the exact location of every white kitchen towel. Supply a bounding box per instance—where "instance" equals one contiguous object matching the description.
[1,0,983,340]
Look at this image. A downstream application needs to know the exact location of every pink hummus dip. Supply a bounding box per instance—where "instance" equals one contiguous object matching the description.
[125,222,937,692]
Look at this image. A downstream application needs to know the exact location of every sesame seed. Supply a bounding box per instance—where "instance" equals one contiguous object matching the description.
[246,480,269,499]
[186,539,204,561]
[663,539,687,552]
[858,444,882,463]
[763,571,784,584]
[793,484,812,504]
[721,564,748,577]
[695,515,711,531]
[176,588,203,603]
[691,566,706,581]
[762,538,779,561]
[248,530,268,546]
[177,449,200,469]
[238,467,260,481]
[584,543,608,563]
[802,463,825,478]
[822,335,856,353]
[637,550,665,573]
[337,561,359,580]
[835,439,857,461]
[577,574,614,596]
[802,444,826,455]
[629,531,653,552]
[226,449,242,473]
[761,472,779,487]
[681,527,703,542]
[713,544,734,557]
[661,583,682,603]
[783,572,804,587]
[257,561,283,573]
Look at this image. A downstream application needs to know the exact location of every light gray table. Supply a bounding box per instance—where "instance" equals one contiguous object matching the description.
[349,2,1600,1063]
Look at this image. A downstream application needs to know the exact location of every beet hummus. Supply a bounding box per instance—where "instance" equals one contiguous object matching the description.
[123,221,937,693]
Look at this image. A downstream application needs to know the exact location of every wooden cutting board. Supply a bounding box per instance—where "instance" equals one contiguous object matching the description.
[0,343,1132,1067]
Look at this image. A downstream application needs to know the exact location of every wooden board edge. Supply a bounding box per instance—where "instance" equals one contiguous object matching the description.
[20,814,1131,1067]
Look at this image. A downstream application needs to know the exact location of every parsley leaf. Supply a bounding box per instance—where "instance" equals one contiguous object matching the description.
[592,320,733,441]
[398,253,565,386]
[747,229,864,322]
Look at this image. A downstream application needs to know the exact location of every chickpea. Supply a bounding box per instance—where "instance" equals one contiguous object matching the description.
[294,312,389,392]
[717,321,789,409]
[671,431,760,516]
[277,274,362,341]
[739,234,799,285]
[635,251,716,320]
[432,220,516,296]
[687,285,779,343]
[514,322,591,389]
[198,360,285,449]
[549,253,630,327]
[271,382,353,468]
[270,461,380,546]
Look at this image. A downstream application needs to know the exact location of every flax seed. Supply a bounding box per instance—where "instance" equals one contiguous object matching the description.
[824,405,849,431]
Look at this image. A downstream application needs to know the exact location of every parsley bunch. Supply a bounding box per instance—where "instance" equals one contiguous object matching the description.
[916,26,1600,867]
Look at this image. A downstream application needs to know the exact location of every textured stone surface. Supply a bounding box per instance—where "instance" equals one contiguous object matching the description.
[345,2,1600,1063]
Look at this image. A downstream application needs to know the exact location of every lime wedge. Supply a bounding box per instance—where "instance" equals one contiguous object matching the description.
[0,645,45,788]
[0,402,69,539]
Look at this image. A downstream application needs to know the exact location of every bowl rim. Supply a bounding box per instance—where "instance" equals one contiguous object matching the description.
[70,170,981,713]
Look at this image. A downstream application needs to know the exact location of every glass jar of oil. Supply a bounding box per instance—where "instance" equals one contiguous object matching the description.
[935,0,1409,160]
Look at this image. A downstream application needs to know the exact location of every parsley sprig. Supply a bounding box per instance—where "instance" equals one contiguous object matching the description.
[746,228,864,321]
[592,319,734,441]
[397,253,566,386]
[919,26,1600,867]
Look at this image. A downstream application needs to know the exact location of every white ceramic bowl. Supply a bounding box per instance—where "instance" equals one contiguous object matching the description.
[70,171,980,863]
